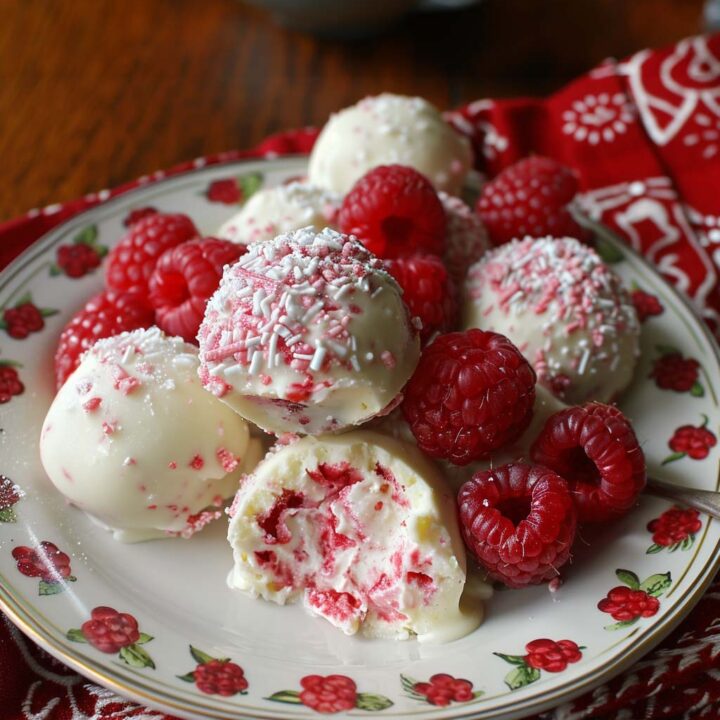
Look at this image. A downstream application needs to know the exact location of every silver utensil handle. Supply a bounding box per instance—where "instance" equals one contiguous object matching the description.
[647,476,720,520]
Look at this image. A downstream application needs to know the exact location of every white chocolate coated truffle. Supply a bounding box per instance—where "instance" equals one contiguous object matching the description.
[198,227,420,435]
[227,431,480,642]
[463,237,640,404]
[308,94,473,196]
[39,327,251,542]
[439,191,490,285]
[217,182,341,246]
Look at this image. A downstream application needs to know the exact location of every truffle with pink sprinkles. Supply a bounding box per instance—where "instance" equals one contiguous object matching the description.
[462,237,640,404]
[198,227,420,435]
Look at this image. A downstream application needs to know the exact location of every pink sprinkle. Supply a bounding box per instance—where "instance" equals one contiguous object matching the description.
[102,421,117,435]
[168,461,177,470]
[111,364,141,395]
[148,504,157,510]
[381,351,396,369]
[189,454,204,470]
[259,374,272,386]
[138,484,147,492]
[217,447,239,473]
[548,577,563,593]
[82,397,102,412]
[62,468,73,482]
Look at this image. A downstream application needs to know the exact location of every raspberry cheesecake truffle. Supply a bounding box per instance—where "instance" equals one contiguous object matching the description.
[308,94,473,196]
[40,327,252,542]
[198,227,420,435]
[227,431,480,642]
[217,182,341,246]
[463,237,640,404]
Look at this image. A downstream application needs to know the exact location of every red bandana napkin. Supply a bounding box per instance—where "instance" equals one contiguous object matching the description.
[2,32,720,720]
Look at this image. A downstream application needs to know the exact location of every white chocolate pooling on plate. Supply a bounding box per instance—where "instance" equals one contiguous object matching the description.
[198,227,420,435]
[227,431,481,642]
[217,181,342,246]
[39,327,252,542]
[463,236,640,404]
[308,94,473,196]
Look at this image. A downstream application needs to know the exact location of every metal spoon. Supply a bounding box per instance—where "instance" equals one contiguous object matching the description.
[646,476,720,520]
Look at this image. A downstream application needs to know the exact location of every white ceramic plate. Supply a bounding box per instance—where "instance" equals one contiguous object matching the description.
[1,156,720,720]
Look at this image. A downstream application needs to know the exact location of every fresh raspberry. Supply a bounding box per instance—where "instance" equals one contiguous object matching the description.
[123,207,158,227]
[299,674,357,713]
[0,366,24,403]
[385,254,457,343]
[12,541,72,584]
[669,423,717,459]
[4,302,45,339]
[56,244,102,278]
[80,606,140,653]
[650,353,700,392]
[53,290,154,388]
[402,330,536,464]
[338,165,446,259]
[194,660,248,696]
[149,237,244,343]
[105,213,198,295]
[524,639,582,672]
[458,463,576,588]
[531,402,646,523]
[476,156,588,247]
[648,507,702,547]
[597,586,659,621]
[631,289,663,321]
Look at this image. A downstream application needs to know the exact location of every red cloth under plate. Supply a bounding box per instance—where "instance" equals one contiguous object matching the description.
[3,33,720,720]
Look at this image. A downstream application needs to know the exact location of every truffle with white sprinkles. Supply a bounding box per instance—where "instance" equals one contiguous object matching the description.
[308,94,473,196]
[462,236,640,404]
[217,181,342,246]
[198,226,420,435]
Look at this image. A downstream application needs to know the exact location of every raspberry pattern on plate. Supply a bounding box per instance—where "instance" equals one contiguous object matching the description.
[1,156,720,720]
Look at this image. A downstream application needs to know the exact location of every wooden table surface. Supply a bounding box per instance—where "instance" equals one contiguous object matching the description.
[0,0,708,221]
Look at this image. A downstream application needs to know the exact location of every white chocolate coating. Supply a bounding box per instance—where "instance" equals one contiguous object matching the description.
[227,431,480,642]
[39,327,251,542]
[308,94,473,196]
[440,191,490,285]
[217,182,342,246]
[198,227,420,435]
[463,237,640,404]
